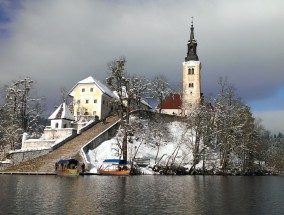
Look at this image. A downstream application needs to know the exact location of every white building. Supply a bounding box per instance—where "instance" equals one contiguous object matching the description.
[69,76,118,121]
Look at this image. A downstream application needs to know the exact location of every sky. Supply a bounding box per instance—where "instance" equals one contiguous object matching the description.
[0,0,283,134]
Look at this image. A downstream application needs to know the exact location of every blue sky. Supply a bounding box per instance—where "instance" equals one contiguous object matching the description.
[0,0,283,134]
[250,87,284,112]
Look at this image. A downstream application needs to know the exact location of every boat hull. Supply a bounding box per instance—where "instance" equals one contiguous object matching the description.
[56,169,79,176]
[98,159,131,176]
[98,169,130,176]
[55,159,80,176]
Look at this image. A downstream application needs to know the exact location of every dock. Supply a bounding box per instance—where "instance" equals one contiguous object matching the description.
[0,172,99,175]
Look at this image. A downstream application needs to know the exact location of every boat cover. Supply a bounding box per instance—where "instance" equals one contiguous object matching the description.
[103,159,129,164]
[57,159,79,165]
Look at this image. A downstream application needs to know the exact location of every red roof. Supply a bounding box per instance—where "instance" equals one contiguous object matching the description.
[159,93,182,109]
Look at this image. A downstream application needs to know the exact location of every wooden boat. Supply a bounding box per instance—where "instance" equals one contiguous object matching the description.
[56,159,80,176]
[98,159,130,176]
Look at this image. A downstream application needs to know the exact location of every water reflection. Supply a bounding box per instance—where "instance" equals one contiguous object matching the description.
[1,175,284,215]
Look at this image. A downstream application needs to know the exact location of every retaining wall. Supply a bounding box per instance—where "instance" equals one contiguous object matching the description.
[0,162,11,171]
[130,110,183,123]
[81,119,120,169]
[21,139,56,149]
[9,149,50,165]
[44,128,77,139]
[7,133,78,166]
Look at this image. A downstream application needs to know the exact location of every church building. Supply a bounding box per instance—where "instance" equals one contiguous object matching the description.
[182,20,201,115]
[159,20,202,115]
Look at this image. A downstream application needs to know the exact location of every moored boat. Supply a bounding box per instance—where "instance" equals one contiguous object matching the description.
[98,159,130,176]
[55,159,80,176]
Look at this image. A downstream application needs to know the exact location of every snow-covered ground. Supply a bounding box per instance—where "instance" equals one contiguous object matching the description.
[86,115,265,175]
[87,116,199,174]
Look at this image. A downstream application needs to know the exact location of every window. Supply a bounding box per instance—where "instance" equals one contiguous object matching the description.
[189,83,194,88]
[93,111,96,115]
[94,99,97,103]
[81,88,85,93]
[55,122,59,128]
[103,101,105,105]
[188,68,194,75]
[86,99,89,104]
[90,88,94,92]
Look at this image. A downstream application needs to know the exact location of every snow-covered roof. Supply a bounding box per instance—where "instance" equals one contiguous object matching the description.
[78,76,95,84]
[48,103,75,120]
[95,79,119,99]
[69,76,118,99]
[141,99,152,109]
[113,90,151,109]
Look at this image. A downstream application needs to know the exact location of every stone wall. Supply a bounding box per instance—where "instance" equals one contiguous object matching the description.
[160,108,182,116]
[9,149,50,165]
[44,128,77,139]
[81,119,120,169]
[78,118,99,134]
[7,133,78,167]
[130,110,183,123]
[21,139,56,149]
[0,162,11,171]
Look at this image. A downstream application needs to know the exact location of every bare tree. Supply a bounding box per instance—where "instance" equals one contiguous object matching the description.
[147,75,173,113]
[128,76,148,110]
[0,77,45,152]
[60,87,69,103]
[106,57,148,161]
[72,99,88,121]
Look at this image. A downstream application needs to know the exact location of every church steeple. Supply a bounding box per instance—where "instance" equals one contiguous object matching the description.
[185,18,199,61]
[182,17,201,116]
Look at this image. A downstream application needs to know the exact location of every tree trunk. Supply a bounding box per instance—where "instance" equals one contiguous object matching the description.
[154,143,160,164]
[122,131,128,161]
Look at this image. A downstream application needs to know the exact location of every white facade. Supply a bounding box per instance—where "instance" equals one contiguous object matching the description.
[48,103,75,129]
[69,76,118,121]
[182,60,201,114]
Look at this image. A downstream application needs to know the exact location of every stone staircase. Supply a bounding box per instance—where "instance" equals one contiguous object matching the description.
[3,115,119,173]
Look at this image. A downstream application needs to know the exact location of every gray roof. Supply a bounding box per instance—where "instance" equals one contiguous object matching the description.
[48,103,75,120]
[141,99,152,109]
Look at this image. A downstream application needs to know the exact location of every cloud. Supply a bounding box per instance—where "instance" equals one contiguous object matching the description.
[254,110,284,135]
[0,0,283,130]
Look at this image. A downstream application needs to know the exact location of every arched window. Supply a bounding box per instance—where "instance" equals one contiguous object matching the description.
[55,123,59,128]
[189,83,194,88]
[63,124,67,128]
[188,68,195,75]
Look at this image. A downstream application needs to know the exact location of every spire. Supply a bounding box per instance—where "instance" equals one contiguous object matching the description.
[190,16,195,41]
[185,17,199,61]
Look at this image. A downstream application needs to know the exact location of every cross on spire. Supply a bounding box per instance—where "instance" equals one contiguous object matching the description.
[185,17,199,61]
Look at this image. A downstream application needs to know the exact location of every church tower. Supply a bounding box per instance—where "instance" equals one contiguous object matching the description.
[182,19,201,115]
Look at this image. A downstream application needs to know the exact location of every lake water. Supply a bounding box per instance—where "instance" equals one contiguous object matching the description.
[0,175,283,215]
